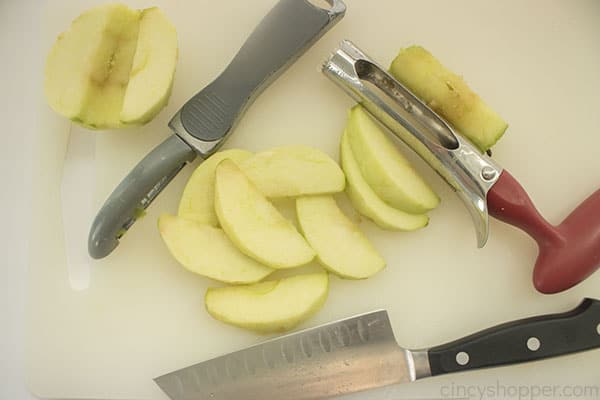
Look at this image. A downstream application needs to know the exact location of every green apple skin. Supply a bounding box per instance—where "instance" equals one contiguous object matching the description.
[205,272,329,333]
[340,129,429,231]
[346,106,440,214]
[44,4,177,129]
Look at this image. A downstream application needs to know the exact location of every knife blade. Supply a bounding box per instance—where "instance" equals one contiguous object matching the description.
[155,310,420,400]
[88,0,346,259]
[155,299,600,400]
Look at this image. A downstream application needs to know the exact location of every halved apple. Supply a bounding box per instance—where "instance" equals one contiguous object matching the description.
[214,160,315,269]
[340,130,429,231]
[296,195,385,279]
[205,272,329,333]
[346,106,439,214]
[239,145,345,197]
[158,214,273,284]
[178,149,253,226]
[44,4,177,129]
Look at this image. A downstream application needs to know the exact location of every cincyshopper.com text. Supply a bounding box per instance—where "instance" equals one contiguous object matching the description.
[440,381,599,400]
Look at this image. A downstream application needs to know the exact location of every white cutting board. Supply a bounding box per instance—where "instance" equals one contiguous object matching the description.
[27,0,600,399]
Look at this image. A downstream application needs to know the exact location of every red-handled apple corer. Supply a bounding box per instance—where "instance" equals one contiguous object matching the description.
[322,40,600,294]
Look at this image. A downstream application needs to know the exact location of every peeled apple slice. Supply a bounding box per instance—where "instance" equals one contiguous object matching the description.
[346,106,440,214]
[44,4,177,129]
[205,272,329,333]
[296,195,385,279]
[390,46,507,152]
[340,130,429,231]
[178,149,253,226]
[239,145,345,197]
[158,214,273,284]
[214,160,315,269]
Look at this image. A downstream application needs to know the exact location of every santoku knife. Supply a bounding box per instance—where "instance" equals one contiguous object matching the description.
[155,299,600,399]
[88,0,346,259]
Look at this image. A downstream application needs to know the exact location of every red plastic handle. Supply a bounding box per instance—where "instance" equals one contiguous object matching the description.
[487,170,600,294]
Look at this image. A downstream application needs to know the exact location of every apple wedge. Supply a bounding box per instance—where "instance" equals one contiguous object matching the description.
[44,4,177,129]
[120,7,178,124]
[239,145,345,197]
[346,106,440,214]
[296,195,385,279]
[158,214,272,284]
[178,149,253,226]
[205,272,329,333]
[214,160,315,269]
[340,130,429,231]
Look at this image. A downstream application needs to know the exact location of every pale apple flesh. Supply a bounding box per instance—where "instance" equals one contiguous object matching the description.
[120,7,178,124]
[390,46,507,152]
[158,214,273,284]
[239,145,345,198]
[44,4,177,129]
[346,106,440,214]
[178,149,253,226]
[76,6,140,128]
[205,272,329,333]
[296,195,385,279]
[340,130,429,231]
[214,160,315,269]
[44,4,137,128]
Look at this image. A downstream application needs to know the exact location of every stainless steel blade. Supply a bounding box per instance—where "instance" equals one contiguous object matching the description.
[154,310,427,400]
[321,40,503,248]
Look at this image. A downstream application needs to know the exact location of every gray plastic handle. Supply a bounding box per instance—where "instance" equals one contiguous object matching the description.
[88,0,346,259]
[88,135,195,259]
[175,0,346,145]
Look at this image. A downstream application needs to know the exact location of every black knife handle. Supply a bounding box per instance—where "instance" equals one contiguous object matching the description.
[428,298,600,376]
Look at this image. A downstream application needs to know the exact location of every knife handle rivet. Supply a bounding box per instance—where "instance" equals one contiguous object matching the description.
[527,337,541,351]
[596,323,600,335]
[481,166,497,181]
[455,351,470,366]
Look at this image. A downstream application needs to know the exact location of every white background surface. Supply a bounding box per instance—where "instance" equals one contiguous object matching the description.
[4,1,600,399]
[1,1,40,398]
